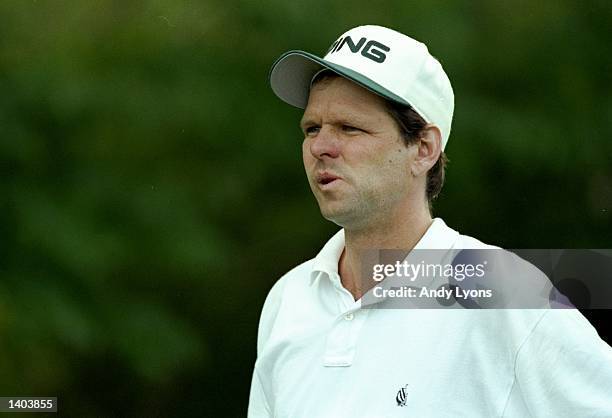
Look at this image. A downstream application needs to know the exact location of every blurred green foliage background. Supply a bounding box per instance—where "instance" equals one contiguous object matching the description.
[0,0,611,416]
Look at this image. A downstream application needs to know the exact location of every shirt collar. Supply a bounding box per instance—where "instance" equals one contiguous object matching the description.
[309,218,460,285]
[310,228,346,284]
[413,217,460,250]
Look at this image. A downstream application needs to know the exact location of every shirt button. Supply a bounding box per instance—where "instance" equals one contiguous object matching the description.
[344,312,354,321]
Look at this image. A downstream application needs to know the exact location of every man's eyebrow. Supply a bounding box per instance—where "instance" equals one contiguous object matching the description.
[301,113,369,125]
[299,117,316,129]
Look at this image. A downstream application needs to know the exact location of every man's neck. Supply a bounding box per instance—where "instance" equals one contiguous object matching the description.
[338,207,433,301]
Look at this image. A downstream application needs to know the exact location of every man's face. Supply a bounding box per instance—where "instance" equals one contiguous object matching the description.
[301,76,419,229]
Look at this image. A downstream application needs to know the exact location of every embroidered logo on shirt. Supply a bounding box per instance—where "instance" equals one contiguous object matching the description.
[396,384,409,407]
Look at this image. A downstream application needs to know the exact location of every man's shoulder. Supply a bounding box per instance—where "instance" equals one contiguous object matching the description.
[277,258,315,286]
[454,230,500,250]
[256,258,316,354]
[264,258,315,305]
[424,218,500,250]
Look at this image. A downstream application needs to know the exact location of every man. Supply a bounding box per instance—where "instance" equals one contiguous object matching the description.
[248,25,612,417]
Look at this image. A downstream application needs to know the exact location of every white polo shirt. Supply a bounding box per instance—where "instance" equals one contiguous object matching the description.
[248,218,612,417]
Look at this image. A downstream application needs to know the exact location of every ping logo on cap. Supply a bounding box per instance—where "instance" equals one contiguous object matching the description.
[327,36,390,63]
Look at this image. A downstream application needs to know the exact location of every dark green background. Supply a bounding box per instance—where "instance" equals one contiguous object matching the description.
[1,1,610,416]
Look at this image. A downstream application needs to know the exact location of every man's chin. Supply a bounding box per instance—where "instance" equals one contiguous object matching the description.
[319,206,361,228]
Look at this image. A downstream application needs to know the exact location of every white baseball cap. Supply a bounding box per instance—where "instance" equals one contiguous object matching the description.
[269,25,455,150]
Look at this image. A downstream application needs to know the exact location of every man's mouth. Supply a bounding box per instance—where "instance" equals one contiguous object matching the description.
[316,172,341,186]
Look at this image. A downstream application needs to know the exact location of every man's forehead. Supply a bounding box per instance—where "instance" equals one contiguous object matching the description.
[300,103,380,128]
[309,75,383,102]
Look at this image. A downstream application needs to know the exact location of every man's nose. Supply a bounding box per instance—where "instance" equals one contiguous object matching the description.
[309,126,340,159]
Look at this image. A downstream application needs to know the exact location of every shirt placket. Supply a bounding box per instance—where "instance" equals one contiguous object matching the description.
[323,272,368,367]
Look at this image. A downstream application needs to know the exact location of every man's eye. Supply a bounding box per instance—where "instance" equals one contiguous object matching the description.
[342,125,361,132]
[305,126,320,135]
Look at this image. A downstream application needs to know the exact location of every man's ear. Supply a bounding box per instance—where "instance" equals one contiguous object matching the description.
[411,124,442,177]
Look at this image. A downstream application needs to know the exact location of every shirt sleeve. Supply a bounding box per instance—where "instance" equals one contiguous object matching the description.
[248,367,272,418]
[247,277,287,418]
[514,309,612,417]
